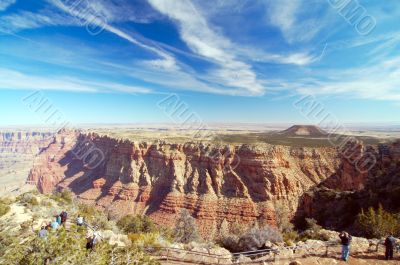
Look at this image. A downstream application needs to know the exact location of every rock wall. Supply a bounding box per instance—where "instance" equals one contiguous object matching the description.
[0,131,53,154]
[0,131,53,194]
[299,140,400,232]
[27,130,349,238]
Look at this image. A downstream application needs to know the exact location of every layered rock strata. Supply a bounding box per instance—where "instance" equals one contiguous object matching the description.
[28,130,382,237]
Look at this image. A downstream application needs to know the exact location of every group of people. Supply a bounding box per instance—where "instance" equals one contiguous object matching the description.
[339,231,398,262]
[38,210,69,239]
[37,212,99,250]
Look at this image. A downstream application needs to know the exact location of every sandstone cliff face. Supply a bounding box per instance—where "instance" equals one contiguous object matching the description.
[27,130,345,237]
[299,140,400,232]
[0,131,53,193]
[0,131,53,154]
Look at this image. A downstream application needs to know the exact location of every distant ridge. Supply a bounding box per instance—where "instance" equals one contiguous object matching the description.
[279,125,328,137]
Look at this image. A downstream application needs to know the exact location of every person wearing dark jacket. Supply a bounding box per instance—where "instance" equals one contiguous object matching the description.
[384,234,396,260]
[339,231,352,261]
[60,211,68,224]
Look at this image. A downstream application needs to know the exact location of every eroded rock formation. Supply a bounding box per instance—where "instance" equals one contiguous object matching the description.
[0,131,53,193]
[299,140,400,232]
[27,129,398,238]
[26,130,348,237]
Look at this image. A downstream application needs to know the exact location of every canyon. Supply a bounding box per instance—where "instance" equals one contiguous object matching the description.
[22,126,400,238]
[0,131,53,194]
[299,140,400,233]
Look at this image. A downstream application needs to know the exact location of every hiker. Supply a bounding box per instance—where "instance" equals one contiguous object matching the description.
[38,226,47,239]
[384,234,396,260]
[86,231,94,250]
[60,211,68,224]
[85,231,99,250]
[339,231,352,261]
[51,218,60,230]
[76,215,84,226]
[56,214,62,225]
[92,232,99,247]
[42,221,51,230]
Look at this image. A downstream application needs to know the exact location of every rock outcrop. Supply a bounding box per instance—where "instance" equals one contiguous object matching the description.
[299,140,400,232]
[26,130,397,238]
[0,131,53,194]
[25,130,342,237]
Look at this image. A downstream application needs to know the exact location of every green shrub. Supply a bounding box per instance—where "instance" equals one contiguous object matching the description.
[78,203,97,218]
[128,232,163,248]
[40,199,53,207]
[59,189,73,204]
[51,189,73,204]
[0,226,17,255]
[274,203,294,233]
[77,203,113,230]
[117,215,157,234]
[298,218,331,241]
[283,231,298,246]
[17,193,39,206]
[0,199,10,217]
[0,228,159,265]
[355,204,400,238]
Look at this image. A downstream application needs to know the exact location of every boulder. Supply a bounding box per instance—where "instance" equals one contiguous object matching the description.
[168,242,232,264]
[351,236,370,253]
[100,230,130,247]
[236,254,251,263]
[296,240,327,256]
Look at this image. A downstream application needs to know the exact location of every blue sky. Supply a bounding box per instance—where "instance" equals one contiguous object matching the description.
[0,0,399,126]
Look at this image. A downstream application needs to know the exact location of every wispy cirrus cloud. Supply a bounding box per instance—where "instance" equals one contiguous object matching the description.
[294,55,400,101]
[48,0,178,71]
[46,0,274,95]
[0,9,74,33]
[1,0,399,103]
[0,0,16,11]
[0,68,152,93]
[265,0,328,44]
[0,0,324,97]
[148,0,265,95]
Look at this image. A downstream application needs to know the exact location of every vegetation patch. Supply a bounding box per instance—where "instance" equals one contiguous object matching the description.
[355,204,400,239]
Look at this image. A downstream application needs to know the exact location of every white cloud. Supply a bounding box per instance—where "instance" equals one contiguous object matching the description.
[148,0,265,95]
[268,0,299,36]
[266,0,326,43]
[0,0,315,96]
[0,9,74,33]
[0,0,16,11]
[2,0,398,102]
[76,0,158,24]
[294,56,400,101]
[235,46,318,65]
[0,68,152,93]
[49,0,178,72]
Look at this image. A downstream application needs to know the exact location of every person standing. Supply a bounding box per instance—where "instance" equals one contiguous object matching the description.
[51,218,60,230]
[86,231,94,250]
[38,226,48,239]
[384,234,396,260]
[76,215,84,226]
[60,211,68,225]
[339,231,352,261]
[56,215,62,225]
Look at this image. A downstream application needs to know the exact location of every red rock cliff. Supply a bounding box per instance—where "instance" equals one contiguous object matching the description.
[28,130,344,238]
